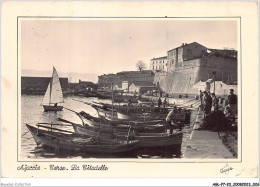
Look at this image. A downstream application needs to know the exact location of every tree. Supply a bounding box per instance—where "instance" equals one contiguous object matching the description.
[136,60,146,71]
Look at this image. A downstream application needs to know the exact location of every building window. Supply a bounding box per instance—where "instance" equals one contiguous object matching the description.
[187,49,192,54]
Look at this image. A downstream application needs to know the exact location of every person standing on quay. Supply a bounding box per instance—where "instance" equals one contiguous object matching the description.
[227,89,237,115]
[157,97,162,108]
[203,91,212,118]
[166,106,178,134]
[163,98,167,108]
[211,93,219,111]
[199,90,203,105]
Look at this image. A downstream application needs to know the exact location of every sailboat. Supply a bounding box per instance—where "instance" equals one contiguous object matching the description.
[42,67,64,111]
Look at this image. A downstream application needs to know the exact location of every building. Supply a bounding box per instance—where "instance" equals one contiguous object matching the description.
[167,42,207,72]
[113,83,122,91]
[122,81,130,92]
[74,80,98,91]
[154,51,237,95]
[98,70,155,88]
[150,56,167,71]
[128,81,157,94]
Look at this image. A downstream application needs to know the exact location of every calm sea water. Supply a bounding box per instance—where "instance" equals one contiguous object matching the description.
[21,95,196,159]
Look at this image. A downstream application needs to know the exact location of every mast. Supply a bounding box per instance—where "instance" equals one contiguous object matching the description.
[111,82,114,118]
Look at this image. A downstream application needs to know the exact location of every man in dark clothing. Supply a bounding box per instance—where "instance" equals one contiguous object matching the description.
[199,90,203,105]
[228,89,237,105]
[203,92,212,118]
[211,93,219,111]
[157,97,162,108]
[227,89,237,115]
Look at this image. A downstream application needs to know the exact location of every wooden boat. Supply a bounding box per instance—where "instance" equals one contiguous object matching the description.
[59,115,167,134]
[93,101,170,115]
[127,132,183,147]
[26,123,140,154]
[79,111,164,126]
[71,123,183,148]
[97,91,125,102]
[77,110,166,131]
[84,91,98,97]
[41,67,64,111]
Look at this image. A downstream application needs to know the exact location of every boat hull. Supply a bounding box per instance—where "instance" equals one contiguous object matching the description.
[26,124,140,154]
[135,132,183,147]
[43,105,63,111]
[72,123,182,148]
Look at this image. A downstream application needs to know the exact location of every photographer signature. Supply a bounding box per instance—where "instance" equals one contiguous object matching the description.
[220,164,233,175]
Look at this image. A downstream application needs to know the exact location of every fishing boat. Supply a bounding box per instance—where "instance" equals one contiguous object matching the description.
[76,110,166,132]
[41,67,64,111]
[97,91,125,102]
[26,123,140,154]
[93,101,169,115]
[83,91,99,97]
[71,123,183,148]
[79,110,164,126]
[127,132,183,148]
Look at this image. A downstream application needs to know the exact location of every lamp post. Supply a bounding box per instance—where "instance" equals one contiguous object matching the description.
[212,71,216,93]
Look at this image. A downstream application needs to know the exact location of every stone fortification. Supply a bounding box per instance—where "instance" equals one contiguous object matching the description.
[97,52,237,96]
[98,70,155,88]
[154,53,237,95]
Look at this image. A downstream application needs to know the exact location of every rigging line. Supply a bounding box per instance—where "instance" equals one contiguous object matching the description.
[21,131,30,137]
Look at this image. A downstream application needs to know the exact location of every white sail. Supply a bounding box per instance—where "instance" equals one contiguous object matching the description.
[50,67,64,104]
[42,67,64,105]
[42,83,51,105]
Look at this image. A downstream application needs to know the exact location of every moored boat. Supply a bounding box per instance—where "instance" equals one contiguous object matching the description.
[129,132,183,147]
[41,67,64,111]
[71,123,183,148]
[26,123,140,154]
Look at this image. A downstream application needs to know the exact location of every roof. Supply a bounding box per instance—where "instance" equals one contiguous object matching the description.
[206,49,237,59]
[130,81,155,87]
[151,56,167,60]
[167,42,206,52]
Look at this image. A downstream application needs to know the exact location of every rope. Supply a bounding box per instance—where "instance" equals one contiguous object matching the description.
[21,131,30,137]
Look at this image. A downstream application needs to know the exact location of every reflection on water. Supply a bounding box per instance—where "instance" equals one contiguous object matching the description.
[21,95,194,159]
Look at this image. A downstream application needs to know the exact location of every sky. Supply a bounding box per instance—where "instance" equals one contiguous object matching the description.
[21,19,237,81]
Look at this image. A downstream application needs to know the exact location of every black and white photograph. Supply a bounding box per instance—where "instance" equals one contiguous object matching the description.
[20,18,239,160]
[1,1,259,184]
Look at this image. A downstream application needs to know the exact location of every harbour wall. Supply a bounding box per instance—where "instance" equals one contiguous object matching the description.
[154,55,237,96]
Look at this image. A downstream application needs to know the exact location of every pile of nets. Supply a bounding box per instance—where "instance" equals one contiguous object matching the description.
[199,110,235,132]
